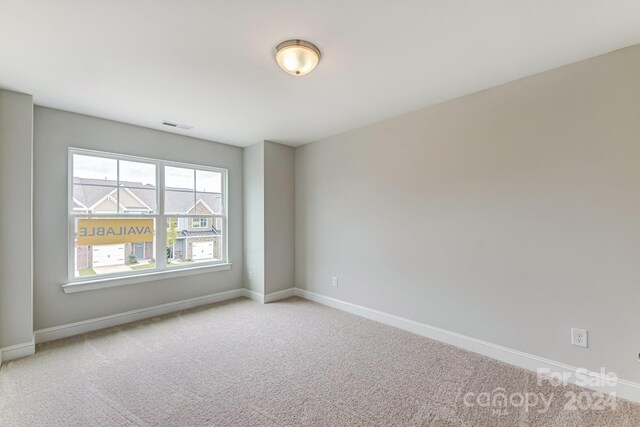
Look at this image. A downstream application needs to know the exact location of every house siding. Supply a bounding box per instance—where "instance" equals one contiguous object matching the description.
[76,244,90,270]
[93,196,118,213]
[172,239,185,261]
[124,243,133,264]
[145,241,153,260]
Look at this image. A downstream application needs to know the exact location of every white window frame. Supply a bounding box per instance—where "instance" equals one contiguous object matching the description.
[67,148,229,288]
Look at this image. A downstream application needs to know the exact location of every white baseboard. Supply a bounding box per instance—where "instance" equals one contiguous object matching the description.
[264,288,296,303]
[34,287,296,346]
[243,289,265,304]
[242,287,296,304]
[294,288,640,403]
[34,288,245,344]
[24,285,640,402]
[0,339,35,364]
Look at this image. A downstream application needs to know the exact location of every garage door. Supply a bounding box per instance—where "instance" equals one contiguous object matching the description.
[192,241,214,261]
[93,244,125,267]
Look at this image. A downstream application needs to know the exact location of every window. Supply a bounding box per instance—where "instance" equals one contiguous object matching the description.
[192,217,208,229]
[69,148,227,282]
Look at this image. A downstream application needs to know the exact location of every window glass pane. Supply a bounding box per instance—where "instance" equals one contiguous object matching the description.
[73,217,156,278]
[120,160,156,187]
[165,166,194,190]
[73,154,117,181]
[196,170,221,193]
[119,187,157,214]
[214,216,224,262]
[73,154,119,214]
[73,184,118,214]
[166,217,221,267]
[196,191,223,215]
[165,190,195,214]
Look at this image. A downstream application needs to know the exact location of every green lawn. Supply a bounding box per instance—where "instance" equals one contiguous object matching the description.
[79,268,96,276]
[131,263,156,270]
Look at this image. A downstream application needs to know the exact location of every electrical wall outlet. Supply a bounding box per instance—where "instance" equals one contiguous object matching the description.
[331,276,338,287]
[571,328,588,348]
[248,270,253,280]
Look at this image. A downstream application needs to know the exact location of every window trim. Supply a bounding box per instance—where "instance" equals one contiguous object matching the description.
[67,148,229,287]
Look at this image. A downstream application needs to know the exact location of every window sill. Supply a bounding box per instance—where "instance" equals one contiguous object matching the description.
[62,263,232,294]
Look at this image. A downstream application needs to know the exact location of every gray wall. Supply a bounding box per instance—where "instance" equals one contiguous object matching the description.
[264,141,295,294]
[0,90,34,348]
[33,107,244,330]
[243,141,295,295]
[243,141,265,293]
[296,45,640,382]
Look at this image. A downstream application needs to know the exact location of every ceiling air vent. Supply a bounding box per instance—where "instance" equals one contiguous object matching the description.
[162,121,193,130]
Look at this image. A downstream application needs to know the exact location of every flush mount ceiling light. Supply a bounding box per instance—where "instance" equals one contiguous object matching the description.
[275,39,321,76]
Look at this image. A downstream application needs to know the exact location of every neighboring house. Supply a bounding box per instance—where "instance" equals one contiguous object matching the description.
[73,178,222,272]
[167,198,224,264]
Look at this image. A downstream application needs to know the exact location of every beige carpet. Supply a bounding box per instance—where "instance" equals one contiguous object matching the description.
[1,297,638,426]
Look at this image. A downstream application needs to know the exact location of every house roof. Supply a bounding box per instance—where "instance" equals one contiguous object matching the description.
[73,178,156,210]
[181,229,221,238]
[73,178,222,214]
[164,190,222,215]
[72,198,87,209]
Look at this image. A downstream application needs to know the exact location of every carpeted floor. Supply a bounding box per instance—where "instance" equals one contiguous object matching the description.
[1,297,639,426]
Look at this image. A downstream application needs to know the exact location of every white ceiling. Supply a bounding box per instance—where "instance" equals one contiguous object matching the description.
[1,1,640,147]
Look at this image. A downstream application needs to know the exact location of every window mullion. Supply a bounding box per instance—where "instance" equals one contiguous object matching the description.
[193,169,197,215]
[116,159,120,213]
[156,162,167,271]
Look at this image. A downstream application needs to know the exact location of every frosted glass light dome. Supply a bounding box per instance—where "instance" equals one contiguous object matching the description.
[275,39,321,76]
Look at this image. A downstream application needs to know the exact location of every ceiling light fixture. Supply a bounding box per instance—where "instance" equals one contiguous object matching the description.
[275,39,321,76]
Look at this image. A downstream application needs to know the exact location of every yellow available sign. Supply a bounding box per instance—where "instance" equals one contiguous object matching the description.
[77,218,154,245]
